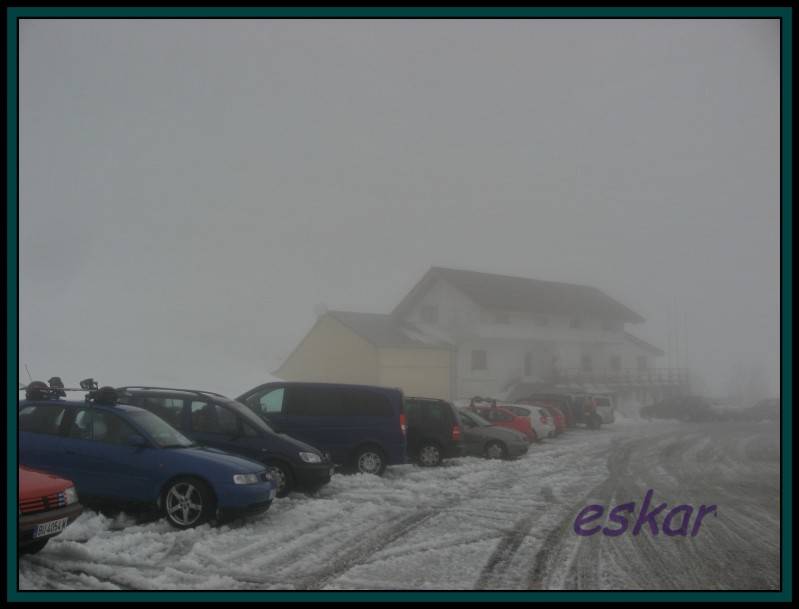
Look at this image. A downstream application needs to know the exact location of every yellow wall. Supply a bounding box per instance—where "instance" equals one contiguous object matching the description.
[378,347,451,400]
[276,315,379,384]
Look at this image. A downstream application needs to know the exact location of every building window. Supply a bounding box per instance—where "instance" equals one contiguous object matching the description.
[494,311,510,324]
[570,317,582,329]
[471,349,487,371]
[610,355,621,372]
[420,304,438,324]
[581,354,592,372]
[637,355,648,371]
[524,352,533,377]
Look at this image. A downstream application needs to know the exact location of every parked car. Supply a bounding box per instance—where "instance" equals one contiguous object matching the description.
[530,402,567,435]
[116,386,333,497]
[500,403,556,439]
[522,393,601,429]
[455,408,529,460]
[19,466,83,554]
[468,399,537,442]
[592,394,616,424]
[237,382,407,476]
[19,392,277,529]
[404,396,464,466]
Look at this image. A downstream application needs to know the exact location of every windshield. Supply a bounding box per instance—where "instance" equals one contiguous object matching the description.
[125,409,195,448]
[457,409,490,427]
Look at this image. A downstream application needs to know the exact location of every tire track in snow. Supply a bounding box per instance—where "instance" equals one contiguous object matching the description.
[525,437,638,590]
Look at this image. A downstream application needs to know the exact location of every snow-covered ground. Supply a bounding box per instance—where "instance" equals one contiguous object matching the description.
[18,418,780,590]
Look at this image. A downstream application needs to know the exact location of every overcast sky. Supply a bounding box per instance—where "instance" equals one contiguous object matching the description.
[19,19,780,397]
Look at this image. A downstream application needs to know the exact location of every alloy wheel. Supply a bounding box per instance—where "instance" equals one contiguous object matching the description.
[419,445,441,466]
[165,482,203,527]
[357,451,383,474]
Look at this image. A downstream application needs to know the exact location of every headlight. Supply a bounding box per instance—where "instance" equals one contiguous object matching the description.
[298,451,322,463]
[63,486,79,505]
[233,473,260,485]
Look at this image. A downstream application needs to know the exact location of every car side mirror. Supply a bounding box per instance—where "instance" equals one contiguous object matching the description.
[127,434,148,448]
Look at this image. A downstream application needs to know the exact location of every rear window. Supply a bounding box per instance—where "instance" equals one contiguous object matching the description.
[405,400,449,423]
[286,387,393,417]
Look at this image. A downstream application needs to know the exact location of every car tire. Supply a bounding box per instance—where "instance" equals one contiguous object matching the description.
[20,539,48,555]
[163,476,215,529]
[353,445,386,476]
[268,462,294,498]
[484,440,507,460]
[417,443,443,467]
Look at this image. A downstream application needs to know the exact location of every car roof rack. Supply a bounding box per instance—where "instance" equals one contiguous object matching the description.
[115,386,229,400]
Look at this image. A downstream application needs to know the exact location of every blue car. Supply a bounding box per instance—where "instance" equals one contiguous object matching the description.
[19,397,277,529]
[236,382,407,475]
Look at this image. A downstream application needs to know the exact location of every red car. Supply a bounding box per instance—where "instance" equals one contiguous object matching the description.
[519,400,567,434]
[19,466,82,554]
[469,402,537,443]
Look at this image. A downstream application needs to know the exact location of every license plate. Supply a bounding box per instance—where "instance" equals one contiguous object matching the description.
[34,517,68,539]
[268,488,276,500]
[329,467,335,477]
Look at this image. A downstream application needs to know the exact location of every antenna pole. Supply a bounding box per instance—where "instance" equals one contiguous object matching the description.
[24,364,33,383]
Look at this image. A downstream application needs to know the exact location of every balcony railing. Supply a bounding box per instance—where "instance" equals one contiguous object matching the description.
[552,367,690,387]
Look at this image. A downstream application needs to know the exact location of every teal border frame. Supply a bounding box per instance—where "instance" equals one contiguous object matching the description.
[6,5,792,603]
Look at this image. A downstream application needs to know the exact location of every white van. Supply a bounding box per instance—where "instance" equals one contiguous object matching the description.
[593,395,615,424]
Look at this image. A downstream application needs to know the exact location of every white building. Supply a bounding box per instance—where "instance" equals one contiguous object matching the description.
[391,267,668,401]
[276,267,680,405]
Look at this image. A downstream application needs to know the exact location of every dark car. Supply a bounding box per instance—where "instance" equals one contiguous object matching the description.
[19,397,276,529]
[455,408,529,460]
[19,466,83,554]
[237,382,407,476]
[404,397,464,466]
[116,387,333,497]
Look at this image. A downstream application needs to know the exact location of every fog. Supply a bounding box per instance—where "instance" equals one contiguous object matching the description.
[18,19,780,399]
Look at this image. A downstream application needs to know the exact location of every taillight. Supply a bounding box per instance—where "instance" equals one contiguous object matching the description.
[400,413,407,435]
[452,425,461,441]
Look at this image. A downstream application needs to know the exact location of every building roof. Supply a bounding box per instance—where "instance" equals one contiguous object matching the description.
[327,310,453,349]
[392,267,645,323]
[623,331,665,355]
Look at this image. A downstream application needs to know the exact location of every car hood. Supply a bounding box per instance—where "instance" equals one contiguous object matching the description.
[276,433,324,456]
[172,445,266,473]
[19,466,74,498]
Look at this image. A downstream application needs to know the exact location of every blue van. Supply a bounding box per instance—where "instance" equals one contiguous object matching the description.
[236,383,407,475]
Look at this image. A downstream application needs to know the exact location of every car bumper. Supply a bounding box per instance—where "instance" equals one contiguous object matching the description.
[19,503,83,547]
[294,462,335,492]
[216,481,277,515]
